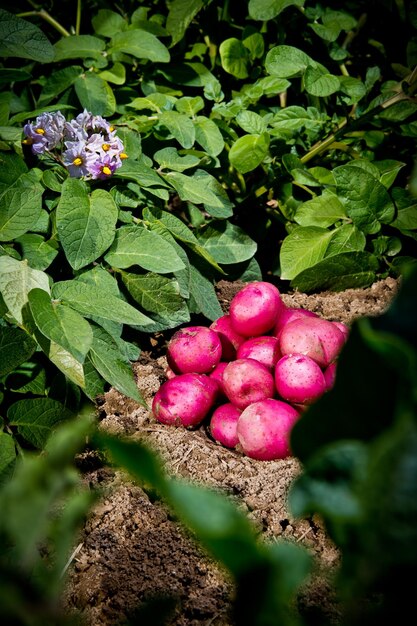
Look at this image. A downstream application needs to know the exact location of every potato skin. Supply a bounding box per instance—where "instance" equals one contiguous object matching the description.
[237,399,300,460]
[275,354,326,405]
[222,358,275,410]
[152,373,218,427]
[167,326,222,374]
[229,281,283,337]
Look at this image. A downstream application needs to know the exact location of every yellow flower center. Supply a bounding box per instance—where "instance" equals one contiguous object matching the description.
[35,128,45,135]
[120,152,128,160]
[102,143,110,151]
[22,138,32,145]
[73,157,83,166]
[102,166,112,176]
[109,126,115,132]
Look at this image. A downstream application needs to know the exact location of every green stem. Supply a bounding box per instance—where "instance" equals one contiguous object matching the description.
[18,9,70,37]
[76,0,81,35]
[301,78,417,165]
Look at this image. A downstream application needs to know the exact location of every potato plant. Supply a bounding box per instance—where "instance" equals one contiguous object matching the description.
[0,1,416,623]
[0,0,416,470]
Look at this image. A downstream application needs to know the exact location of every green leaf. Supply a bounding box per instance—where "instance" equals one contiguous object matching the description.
[15,234,58,271]
[219,38,249,79]
[0,257,50,324]
[164,171,225,207]
[333,164,396,234]
[191,170,234,219]
[144,206,224,274]
[339,76,366,103]
[198,221,257,264]
[159,110,195,148]
[51,279,154,328]
[56,179,118,270]
[166,0,204,46]
[92,9,127,37]
[88,325,145,405]
[121,271,190,331]
[8,398,72,449]
[374,160,406,189]
[113,158,168,189]
[229,133,270,173]
[391,189,417,230]
[153,147,200,172]
[295,192,347,227]
[188,261,223,321]
[48,342,85,388]
[325,224,366,257]
[104,224,185,273]
[265,45,311,77]
[0,171,44,241]
[0,431,16,484]
[98,62,126,85]
[236,110,268,134]
[0,152,27,194]
[37,65,83,107]
[109,29,170,63]
[194,116,225,157]
[53,35,105,61]
[0,8,54,62]
[175,96,204,116]
[0,325,37,377]
[290,251,379,292]
[28,288,93,364]
[0,68,31,84]
[74,73,116,116]
[304,65,340,96]
[280,226,334,280]
[249,0,304,21]
[8,362,47,396]
[83,357,106,400]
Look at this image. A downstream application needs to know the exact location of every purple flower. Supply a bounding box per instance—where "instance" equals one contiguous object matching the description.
[90,115,113,135]
[23,111,66,154]
[62,140,94,178]
[22,108,127,179]
[64,109,93,141]
[87,154,118,180]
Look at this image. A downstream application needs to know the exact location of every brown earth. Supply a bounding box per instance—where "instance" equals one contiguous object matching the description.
[63,277,400,626]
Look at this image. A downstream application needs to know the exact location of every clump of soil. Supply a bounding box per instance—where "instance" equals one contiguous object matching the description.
[63,277,399,626]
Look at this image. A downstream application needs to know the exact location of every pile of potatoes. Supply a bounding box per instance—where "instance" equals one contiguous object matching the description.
[151,281,348,461]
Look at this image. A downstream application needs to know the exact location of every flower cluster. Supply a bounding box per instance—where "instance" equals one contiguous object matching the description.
[23,110,127,180]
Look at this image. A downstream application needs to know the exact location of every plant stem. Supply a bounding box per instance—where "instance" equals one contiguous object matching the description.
[18,9,70,37]
[76,0,82,35]
[301,67,417,165]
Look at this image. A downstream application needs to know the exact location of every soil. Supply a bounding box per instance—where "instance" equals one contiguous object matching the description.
[63,277,400,626]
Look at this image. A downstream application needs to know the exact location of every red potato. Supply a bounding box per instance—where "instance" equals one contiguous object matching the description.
[273,306,319,338]
[279,316,345,368]
[210,314,246,361]
[236,399,300,460]
[275,354,327,405]
[152,373,218,427]
[236,335,281,370]
[222,358,275,410]
[229,281,283,337]
[209,403,241,448]
[333,321,350,342]
[208,361,228,399]
[167,325,222,374]
[324,361,338,391]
